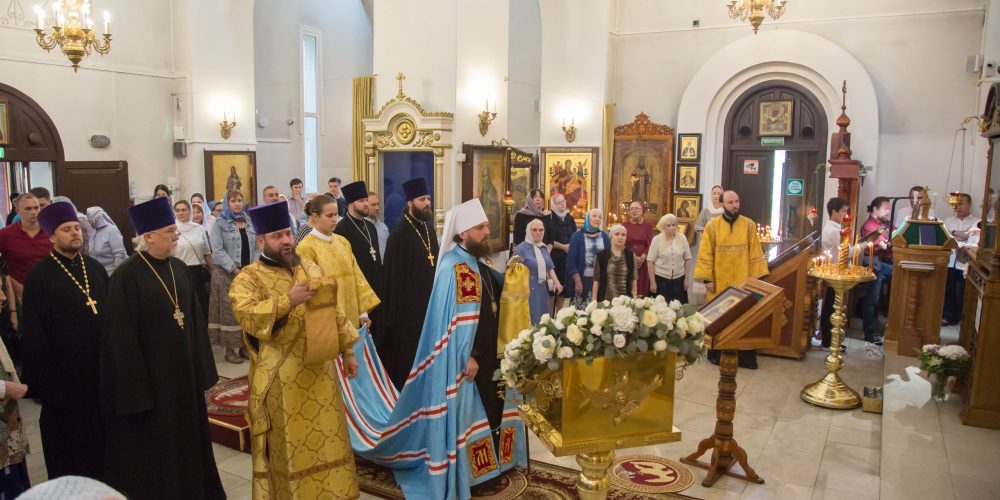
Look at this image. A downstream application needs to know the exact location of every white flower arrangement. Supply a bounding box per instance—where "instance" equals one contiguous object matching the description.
[918,343,970,376]
[495,295,708,391]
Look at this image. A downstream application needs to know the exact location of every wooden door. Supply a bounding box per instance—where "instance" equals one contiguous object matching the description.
[725,151,773,224]
[55,161,134,252]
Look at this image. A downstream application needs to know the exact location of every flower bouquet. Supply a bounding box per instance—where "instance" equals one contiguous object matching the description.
[493,295,707,453]
[918,344,970,402]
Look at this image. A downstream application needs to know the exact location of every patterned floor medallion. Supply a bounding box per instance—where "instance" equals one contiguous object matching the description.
[610,454,695,494]
[206,375,249,416]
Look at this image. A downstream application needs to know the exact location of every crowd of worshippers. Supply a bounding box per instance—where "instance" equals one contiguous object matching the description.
[815,187,980,354]
[0,175,979,497]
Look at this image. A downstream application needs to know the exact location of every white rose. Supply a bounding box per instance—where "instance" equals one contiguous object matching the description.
[653,340,668,352]
[557,346,575,359]
[585,300,598,314]
[500,358,514,373]
[676,317,689,335]
[557,306,576,321]
[610,304,637,332]
[641,309,659,328]
[613,334,627,348]
[566,324,584,345]
[669,300,682,311]
[532,335,556,362]
[686,316,703,334]
[576,317,589,327]
[590,324,603,336]
[656,306,677,328]
[554,319,566,331]
[516,329,532,342]
[591,309,609,327]
[539,314,552,325]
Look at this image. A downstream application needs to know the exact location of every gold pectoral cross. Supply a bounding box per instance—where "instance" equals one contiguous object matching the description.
[427,254,435,266]
[173,307,185,329]
[85,297,98,315]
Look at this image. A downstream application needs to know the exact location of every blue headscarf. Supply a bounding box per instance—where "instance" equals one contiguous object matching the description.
[218,196,246,222]
[582,211,601,234]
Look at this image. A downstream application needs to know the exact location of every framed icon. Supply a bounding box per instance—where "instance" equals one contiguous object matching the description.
[677,133,700,162]
[672,194,702,219]
[204,151,258,206]
[759,100,793,136]
[675,163,699,193]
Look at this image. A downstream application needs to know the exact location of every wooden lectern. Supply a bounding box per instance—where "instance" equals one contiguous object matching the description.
[760,234,820,359]
[883,197,956,357]
[682,278,786,487]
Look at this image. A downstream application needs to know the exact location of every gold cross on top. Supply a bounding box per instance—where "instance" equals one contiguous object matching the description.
[396,72,406,98]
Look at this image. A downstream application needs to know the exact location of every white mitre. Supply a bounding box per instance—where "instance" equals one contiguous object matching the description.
[438,198,489,263]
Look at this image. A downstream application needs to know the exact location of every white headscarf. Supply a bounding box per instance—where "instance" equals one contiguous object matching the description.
[18,475,126,499]
[438,198,488,263]
[526,218,547,283]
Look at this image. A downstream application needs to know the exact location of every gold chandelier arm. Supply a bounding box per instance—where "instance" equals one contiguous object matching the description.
[34,29,59,51]
[727,1,749,20]
[92,33,111,55]
[765,2,786,19]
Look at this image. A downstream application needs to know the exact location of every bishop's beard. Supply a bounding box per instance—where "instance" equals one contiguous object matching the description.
[263,246,301,271]
[463,237,492,259]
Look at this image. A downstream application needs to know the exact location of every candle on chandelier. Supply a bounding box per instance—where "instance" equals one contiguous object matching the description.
[103,11,110,34]
[34,5,44,29]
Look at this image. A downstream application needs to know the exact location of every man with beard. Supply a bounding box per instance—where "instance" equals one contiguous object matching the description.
[379,178,440,390]
[20,202,109,481]
[230,200,361,498]
[694,190,768,369]
[335,181,384,337]
[100,197,224,499]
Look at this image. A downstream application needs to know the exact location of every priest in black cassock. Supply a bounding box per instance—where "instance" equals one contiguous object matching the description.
[335,180,385,336]
[99,197,224,500]
[379,177,440,390]
[20,201,109,481]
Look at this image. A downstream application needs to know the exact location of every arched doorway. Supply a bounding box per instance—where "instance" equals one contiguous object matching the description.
[0,82,65,217]
[722,80,827,239]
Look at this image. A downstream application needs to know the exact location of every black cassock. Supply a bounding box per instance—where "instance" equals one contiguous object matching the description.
[100,252,224,500]
[335,214,385,335]
[473,260,504,446]
[21,252,109,481]
[380,213,439,390]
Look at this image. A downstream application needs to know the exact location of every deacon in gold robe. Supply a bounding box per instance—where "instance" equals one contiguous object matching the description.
[296,194,380,331]
[230,201,361,499]
[694,190,768,369]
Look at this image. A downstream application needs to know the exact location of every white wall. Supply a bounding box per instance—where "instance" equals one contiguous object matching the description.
[253,0,373,197]
[613,1,986,213]
[0,0,175,198]
[508,0,542,146]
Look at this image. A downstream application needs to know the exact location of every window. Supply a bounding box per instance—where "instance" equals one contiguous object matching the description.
[301,30,320,192]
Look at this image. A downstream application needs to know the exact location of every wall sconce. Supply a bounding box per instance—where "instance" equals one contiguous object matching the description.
[220,111,236,140]
[478,99,497,136]
[562,118,577,143]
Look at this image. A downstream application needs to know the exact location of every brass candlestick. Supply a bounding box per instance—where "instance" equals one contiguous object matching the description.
[802,253,874,409]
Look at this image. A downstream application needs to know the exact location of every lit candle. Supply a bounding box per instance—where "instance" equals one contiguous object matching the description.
[35,5,44,29]
[103,11,110,34]
[868,242,874,270]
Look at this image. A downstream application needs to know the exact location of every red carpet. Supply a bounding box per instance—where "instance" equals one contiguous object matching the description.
[205,376,251,452]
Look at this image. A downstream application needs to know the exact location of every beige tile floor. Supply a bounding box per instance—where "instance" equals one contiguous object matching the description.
[16,325,1000,499]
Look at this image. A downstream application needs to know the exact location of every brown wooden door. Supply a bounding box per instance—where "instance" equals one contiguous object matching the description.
[725,151,773,224]
[55,161,134,252]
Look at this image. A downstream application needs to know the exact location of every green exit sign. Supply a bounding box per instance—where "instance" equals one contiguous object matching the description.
[761,137,785,146]
[0,147,5,159]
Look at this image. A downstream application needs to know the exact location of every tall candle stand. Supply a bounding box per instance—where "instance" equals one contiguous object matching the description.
[801,217,875,410]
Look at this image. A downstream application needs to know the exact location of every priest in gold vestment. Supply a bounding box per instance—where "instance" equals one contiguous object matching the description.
[296,194,380,330]
[694,191,768,368]
[230,201,361,499]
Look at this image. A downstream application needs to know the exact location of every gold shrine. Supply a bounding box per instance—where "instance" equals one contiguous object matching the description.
[362,73,454,232]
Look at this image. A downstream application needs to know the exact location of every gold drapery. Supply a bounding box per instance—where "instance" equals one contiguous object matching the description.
[602,103,615,217]
[352,76,375,184]
[498,261,531,356]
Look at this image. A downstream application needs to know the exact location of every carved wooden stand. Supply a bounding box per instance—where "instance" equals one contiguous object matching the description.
[681,350,763,487]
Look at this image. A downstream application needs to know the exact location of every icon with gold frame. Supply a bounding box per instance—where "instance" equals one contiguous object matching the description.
[759,100,793,137]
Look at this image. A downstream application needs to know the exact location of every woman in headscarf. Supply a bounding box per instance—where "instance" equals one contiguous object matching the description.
[190,192,207,206]
[547,193,577,311]
[209,200,223,219]
[592,224,637,301]
[512,188,550,246]
[193,200,215,231]
[153,184,172,203]
[0,333,30,498]
[173,200,212,324]
[515,218,563,323]
[566,208,610,305]
[86,206,127,274]
[53,196,94,255]
[647,214,692,304]
[208,190,258,363]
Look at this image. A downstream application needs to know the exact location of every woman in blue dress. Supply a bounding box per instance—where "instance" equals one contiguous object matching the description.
[515,218,563,323]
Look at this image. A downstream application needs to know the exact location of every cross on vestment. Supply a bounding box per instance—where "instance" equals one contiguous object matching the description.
[428,254,435,266]
[370,246,377,261]
[173,307,185,329]
[86,297,98,315]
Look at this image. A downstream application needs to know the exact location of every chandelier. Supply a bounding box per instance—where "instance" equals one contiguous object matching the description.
[33,1,112,72]
[727,0,787,34]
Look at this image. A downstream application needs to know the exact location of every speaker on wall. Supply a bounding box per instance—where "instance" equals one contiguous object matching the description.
[173,142,187,158]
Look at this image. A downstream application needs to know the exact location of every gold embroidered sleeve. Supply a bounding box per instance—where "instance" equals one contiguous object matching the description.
[694,222,716,282]
[747,222,769,278]
[340,237,380,313]
[229,270,292,342]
